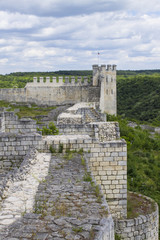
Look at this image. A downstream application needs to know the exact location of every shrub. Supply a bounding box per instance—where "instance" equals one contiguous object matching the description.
[38,122,59,135]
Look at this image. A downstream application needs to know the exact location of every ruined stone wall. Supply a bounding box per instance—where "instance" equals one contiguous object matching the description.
[115,194,159,240]
[90,122,120,141]
[57,113,83,124]
[4,112,37,134]
[58,124,95,137]
[0,133,42,172]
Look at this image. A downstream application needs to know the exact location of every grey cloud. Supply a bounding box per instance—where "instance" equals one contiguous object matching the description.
[0,0,128,17]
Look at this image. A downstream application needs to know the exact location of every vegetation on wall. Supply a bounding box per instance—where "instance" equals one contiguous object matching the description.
[0,101,56,119]
[37,122,59,135]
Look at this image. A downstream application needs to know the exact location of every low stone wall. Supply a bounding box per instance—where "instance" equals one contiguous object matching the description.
[4,112,37,134]
[41,135,127,219]
[0,133,42,172]
[115,194,159,240]
[58,123,94,136]
[57,112,83,124]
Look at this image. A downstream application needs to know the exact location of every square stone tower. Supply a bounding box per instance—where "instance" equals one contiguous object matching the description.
[92,64,117,115]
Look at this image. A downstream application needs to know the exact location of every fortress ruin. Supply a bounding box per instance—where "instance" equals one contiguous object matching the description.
[0,64,159,239]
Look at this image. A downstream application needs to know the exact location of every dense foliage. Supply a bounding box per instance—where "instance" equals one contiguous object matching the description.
[0,71,92,88]
[117,72,160,125]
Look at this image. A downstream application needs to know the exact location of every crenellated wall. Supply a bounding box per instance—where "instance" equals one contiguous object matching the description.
[0,64,117,115]
[30,76,90,86]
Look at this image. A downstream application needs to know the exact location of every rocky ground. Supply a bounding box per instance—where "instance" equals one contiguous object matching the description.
[0,153,108,240]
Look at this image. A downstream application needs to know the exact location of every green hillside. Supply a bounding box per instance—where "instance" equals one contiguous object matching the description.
[117,72,160,125]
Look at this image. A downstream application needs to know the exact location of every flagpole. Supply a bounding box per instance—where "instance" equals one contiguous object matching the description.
[98,52,100,65]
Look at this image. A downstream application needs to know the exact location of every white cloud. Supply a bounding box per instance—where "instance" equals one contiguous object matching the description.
[0,0,160,73]
[0,11,39,30]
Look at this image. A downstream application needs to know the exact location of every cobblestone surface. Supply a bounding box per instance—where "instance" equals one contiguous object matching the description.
[0,153,109,240]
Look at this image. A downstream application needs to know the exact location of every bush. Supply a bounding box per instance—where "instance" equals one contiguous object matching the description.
[38,122,59,135]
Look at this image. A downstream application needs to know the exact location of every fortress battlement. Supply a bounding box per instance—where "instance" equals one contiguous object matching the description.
[0,64,117,115]
[30,76,90,86]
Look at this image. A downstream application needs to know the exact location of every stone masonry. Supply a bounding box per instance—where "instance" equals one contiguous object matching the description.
[0,102,159,239]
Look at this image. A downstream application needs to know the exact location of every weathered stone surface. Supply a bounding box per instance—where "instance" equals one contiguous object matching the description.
[0,154,114,239]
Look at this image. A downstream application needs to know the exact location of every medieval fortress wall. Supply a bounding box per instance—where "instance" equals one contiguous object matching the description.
[0,64,159,239]
[0,64,117,115]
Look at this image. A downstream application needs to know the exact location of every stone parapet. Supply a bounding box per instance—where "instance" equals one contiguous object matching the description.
[29,76,91,86]
[115,193,159,240]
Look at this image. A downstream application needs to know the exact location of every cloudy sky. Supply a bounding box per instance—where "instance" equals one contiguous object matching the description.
[0,0,160,73]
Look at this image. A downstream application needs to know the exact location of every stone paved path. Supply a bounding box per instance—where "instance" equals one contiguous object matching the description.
[0,153,109,240]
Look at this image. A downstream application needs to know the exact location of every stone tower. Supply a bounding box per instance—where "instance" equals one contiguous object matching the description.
[92,64,117,115]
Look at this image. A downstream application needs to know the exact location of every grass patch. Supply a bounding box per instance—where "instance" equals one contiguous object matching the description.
[115,234,122,240]
[83,172,92,182]
[127,192,156,219]
[72,227,83,233]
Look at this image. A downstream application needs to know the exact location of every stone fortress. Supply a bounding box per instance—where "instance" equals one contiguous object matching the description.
[0,65,159,239]
[0,65,117,115]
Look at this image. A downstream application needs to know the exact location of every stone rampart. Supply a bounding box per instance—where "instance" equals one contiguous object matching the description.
[115,193,159,240]
[0,148,115,240]
[41,135,127,219]
[0,86,100,106]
